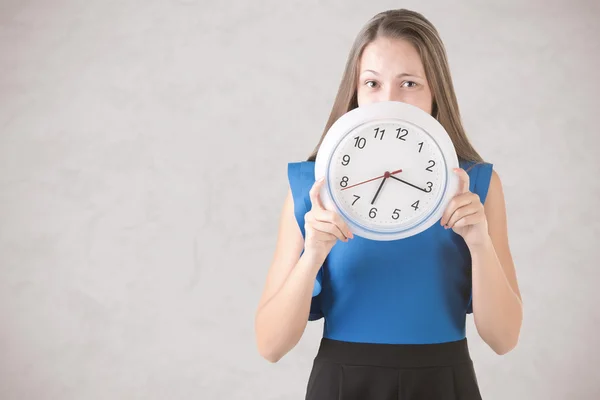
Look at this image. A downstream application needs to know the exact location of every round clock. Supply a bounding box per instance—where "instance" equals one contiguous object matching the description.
[314,101,460,241]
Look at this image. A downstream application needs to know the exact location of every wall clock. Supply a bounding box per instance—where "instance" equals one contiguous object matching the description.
[314,101,459,241]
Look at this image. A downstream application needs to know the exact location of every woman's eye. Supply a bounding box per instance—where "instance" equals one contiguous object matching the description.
[403,81,417,88]
[365,80,378,88]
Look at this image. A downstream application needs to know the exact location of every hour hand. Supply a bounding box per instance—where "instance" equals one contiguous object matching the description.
[371,176,387,205]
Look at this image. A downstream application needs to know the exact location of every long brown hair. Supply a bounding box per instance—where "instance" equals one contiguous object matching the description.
[307,9,485,170]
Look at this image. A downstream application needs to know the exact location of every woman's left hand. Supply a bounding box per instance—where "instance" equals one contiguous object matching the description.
[440,168,489,247]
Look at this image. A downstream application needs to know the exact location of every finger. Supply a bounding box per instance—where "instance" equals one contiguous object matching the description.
[446,203,482,229]
[310,212,349,240]
[454,168,470,195]
[312,208,353,239]
[310,220,348,242]
[452,212,485,229]
[440,193,472,226]
[309,177,327,210]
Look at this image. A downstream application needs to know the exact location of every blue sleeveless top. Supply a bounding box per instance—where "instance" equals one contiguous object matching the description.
[287,159,494,344]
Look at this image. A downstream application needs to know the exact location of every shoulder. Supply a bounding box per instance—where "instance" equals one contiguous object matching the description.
[287,161,316,188]
[484,168,505,210]
[489,168,502,192]
[459,160,495,204]
[460,159,493,173]
[286,161,316,238]
[465,162,506,224]
[287,160,315,174]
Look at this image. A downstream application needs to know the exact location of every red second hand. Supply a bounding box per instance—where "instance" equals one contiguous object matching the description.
[341,168,402,191]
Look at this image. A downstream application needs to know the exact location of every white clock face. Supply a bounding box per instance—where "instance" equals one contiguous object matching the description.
[326,119,448,234]
[315,101,459,241]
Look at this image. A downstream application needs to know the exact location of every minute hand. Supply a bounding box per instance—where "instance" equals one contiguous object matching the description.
[389,175,428,193]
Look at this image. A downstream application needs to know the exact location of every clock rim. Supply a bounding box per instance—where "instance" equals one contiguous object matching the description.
[314,101,459,241]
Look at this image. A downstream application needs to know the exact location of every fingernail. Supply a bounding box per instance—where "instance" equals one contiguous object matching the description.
[318,177,325,182]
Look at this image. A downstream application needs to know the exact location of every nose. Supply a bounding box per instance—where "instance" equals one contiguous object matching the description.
[379,85,405,103]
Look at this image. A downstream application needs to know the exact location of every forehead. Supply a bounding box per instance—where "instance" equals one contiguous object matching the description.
[359,37,425,75]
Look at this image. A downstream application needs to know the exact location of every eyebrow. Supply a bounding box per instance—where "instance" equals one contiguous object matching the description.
[361,69,421,79]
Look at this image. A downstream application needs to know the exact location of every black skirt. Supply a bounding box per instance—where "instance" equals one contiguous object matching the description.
[305,337,483,400]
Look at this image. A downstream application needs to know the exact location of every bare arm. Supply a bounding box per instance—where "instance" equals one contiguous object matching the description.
[254,189,324,363]
[441,168,522,355]
[471,170,523,355]
[254,177,351,363]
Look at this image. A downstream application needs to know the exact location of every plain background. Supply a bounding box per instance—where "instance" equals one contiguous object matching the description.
[1,0,598,399]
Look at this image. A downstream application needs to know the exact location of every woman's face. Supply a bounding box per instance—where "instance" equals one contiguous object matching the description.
[356,36,433,115]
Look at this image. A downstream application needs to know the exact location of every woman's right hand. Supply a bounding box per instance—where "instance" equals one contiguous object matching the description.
[303,177,354,261]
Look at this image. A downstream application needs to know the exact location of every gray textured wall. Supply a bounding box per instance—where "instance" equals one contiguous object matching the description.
[1,0,598,399]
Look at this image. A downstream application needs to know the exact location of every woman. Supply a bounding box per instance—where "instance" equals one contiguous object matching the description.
[254,9,523,400]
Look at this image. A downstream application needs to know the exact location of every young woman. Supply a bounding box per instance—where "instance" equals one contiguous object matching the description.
[254,9,523,400]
